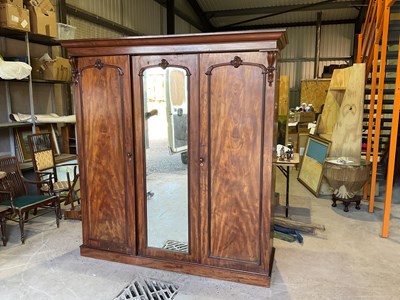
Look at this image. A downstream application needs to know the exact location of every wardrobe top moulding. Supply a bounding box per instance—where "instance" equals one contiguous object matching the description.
[60,29,288,56]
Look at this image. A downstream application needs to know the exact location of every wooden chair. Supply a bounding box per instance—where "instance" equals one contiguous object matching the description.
[0,205,9,246]
[63,167,81,220]
[0,157,61,244]
[0,171,10,246]
[28,133,80,217]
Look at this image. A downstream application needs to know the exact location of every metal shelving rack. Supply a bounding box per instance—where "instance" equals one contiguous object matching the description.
[0,28,72,166]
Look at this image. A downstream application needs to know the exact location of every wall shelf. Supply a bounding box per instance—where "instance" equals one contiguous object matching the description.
[0,122,31,128]
[0,78,71,84]
[0,28,60,46]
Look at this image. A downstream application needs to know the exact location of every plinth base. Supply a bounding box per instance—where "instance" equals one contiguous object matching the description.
[331,194,361,212]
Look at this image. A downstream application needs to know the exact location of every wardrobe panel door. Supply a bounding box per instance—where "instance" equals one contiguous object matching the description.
[199,52,276,272]
[75,55,135,254]
[132,54,200,262]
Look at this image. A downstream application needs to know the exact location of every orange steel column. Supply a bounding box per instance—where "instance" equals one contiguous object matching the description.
[368,1,391,213]
[357,34,363,63]
[381,40,400,238]
[363,44,380,201]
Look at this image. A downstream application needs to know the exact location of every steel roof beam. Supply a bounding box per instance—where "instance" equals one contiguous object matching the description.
[153,0,213,32]
[217,18,357,31]
[206,0,365,19]
[186,0,215,31]
[220,0,341,29]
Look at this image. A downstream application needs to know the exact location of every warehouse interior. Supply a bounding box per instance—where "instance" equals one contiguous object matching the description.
[1,0,400,299]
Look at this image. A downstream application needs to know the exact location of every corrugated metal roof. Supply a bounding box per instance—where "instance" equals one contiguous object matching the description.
[65,0,365,35]
[182,0,366,31]
[211,9,359,27]
[198,0,329,11]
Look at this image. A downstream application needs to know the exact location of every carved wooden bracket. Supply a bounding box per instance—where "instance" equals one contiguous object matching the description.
[139,59,191,76]
[230,56,243,68]
[206,56,267,76]
[266,51,277,87]
[94,59,104,70]
[78,59,124,76]
[69,57,78,85]
[76,58,125,90]
[159,59,169,69]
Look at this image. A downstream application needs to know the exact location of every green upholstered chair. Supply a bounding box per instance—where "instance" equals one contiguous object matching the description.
[0,156,61,244]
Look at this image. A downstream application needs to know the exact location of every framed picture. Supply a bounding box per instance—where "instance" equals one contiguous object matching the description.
[297,134,331,196]
[14,124,59,162]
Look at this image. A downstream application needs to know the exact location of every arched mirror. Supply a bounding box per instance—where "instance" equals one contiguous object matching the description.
[141,64,189,253]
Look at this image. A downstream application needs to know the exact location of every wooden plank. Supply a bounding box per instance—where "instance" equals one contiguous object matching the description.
[317,67,353,140]
[329,66,352,89]
[329,63,366,164]
[61,126,70,154]
[278,75,289,116]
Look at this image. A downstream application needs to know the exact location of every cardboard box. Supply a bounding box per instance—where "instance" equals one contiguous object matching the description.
[30,57,44,79]
[0,0,23,8]
[28,5,56,37]
[23,0,54,12]
[43,56,71,81]
[0,3,30,31]
[297,123,310,133]
[295,111,315,123]
[31,56,71,81]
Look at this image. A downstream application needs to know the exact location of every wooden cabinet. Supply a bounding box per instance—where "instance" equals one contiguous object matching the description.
[63,29,287,287]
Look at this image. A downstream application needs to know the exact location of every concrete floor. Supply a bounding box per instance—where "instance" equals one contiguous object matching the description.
[1,168,400,300]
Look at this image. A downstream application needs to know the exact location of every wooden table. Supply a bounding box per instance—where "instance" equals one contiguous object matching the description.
[273,153,300,217]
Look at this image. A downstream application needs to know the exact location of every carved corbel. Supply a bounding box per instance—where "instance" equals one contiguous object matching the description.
[69,57,79,85]
[267,51,277,87]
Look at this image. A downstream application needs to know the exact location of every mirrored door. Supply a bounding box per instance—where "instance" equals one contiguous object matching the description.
[143,65,189,251]
[132,55,199,261]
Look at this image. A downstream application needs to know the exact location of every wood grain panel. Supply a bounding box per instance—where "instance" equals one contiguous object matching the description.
[77,56,135,253]
[199,52,272,271]
[208,63,263,262]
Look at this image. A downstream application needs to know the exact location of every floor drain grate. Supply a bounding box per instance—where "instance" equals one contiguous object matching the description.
[114,278,179,300]
[162,240,188,252]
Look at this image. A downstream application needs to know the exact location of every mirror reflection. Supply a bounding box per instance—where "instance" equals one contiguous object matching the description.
[143,66,189,253]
